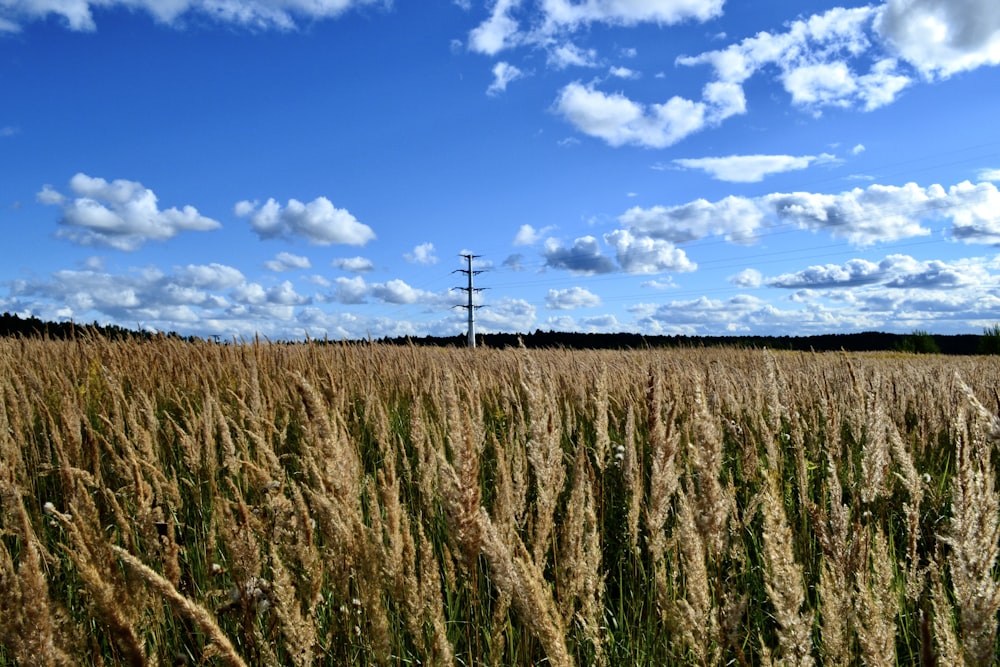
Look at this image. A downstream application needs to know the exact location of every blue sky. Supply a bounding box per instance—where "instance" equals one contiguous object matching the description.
[2,0,1000,340]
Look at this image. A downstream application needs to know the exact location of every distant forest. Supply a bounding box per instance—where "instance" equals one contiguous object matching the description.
[2,311,996,354]
[380,329,988,355]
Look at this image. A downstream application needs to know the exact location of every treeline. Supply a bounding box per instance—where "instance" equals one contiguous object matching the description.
[0,312,194,342]
[380,329,989,354]
[1,311,993,353]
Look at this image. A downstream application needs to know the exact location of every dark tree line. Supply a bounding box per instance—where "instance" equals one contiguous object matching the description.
[378,329,987,355]
[2,311,994,354]
[0,312,194,342]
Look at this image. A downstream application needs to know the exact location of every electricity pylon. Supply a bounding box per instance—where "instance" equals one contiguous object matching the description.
[453,253,485,348]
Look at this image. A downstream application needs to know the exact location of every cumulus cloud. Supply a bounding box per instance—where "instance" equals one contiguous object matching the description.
[766,254,987,290]
[476,296,536,333]
[679,6,913,115]
[38,173,220,251]
[673,153,837,182]
[235,197,375,246]
[552,80,743,148]
[604,229,696,273]
[3,261,322,337]
[945,181,1000,243]
[617,180,1000,252]
[609,66,638,79]
[468,0,522,55]
[730,268,762,288]
[547,42,600,69]
[174,263,246,289]
[487,61,524,96]
[264,252,311,272]
[468,0,724,58]
[767,258,887,288]
[0,0,383,31]
[541,229,695,275]
[762,182,942,245]
[619,195,764,244]
[331,276,442,305]
[877,0,1000,78]
[978,168,1000,182]
[405,242,439,265]
[513,223,554,245]
[332,256,375,272]
[545,286,601,310]
[542,236,616,274]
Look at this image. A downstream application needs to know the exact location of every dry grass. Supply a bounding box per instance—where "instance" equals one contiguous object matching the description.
[2,335,1000,664]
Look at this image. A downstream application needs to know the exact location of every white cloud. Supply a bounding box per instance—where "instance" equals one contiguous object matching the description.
[0,0,384,31]
[767,258,887,288]
[620,195,764,244]
[487,61,524,96]
[539,0,724,30]
[877,0,1000,78]
[730,268,762,288]
[542,236,616,274]
[625,180,1000,250]
[852,144,867,155]
[174,263,245,289]
[405,242,439,264]
[609,66,638,79]
[264,252,311,272]
[679,6,914,114]
[762,182,942,245]
[673,153,836,182]
[553,81,722,149]
[603,229,696,273]
[979,168,1000,182]
[946,181,1000,243]
[236,196,375,246]
[547,42,600,69]
[39,173,220,251]
[469,0,723,59]
[513,223,554,245]
[765,255,993,297]
[332,256,375,272]
[332,276,442,305]
[782,61,858,109]
[468,0,522,55]
[476,296,536,333]
[545,286,601,310]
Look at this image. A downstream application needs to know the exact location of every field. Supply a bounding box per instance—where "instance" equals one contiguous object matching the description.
[1,336,999,665]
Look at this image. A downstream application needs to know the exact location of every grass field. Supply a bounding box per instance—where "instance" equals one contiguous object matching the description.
[2,336,999,665]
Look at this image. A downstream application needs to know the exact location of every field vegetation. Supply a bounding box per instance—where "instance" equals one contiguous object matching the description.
[2,335,1000,665]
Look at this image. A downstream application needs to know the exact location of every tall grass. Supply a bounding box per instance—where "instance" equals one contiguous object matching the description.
[2,336,1000,664]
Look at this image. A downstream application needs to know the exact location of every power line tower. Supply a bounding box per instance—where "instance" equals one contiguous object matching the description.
[453,253,485,348]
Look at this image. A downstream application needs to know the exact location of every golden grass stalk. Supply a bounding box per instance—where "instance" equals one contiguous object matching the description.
[815,454,853,667]
[671,485,719,665]
[519,353,566,567]
[437,445,573,666]
[111,544,248,667]
[0,482,75,667]
[556,446,605,664]
[854,528,897,667]
[943,384,1000,666]
[760,471,814,666]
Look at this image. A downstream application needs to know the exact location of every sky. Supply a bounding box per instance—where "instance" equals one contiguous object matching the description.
[2,0,1000,341]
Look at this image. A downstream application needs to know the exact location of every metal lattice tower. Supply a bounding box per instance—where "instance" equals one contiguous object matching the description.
[453,253,485,348]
